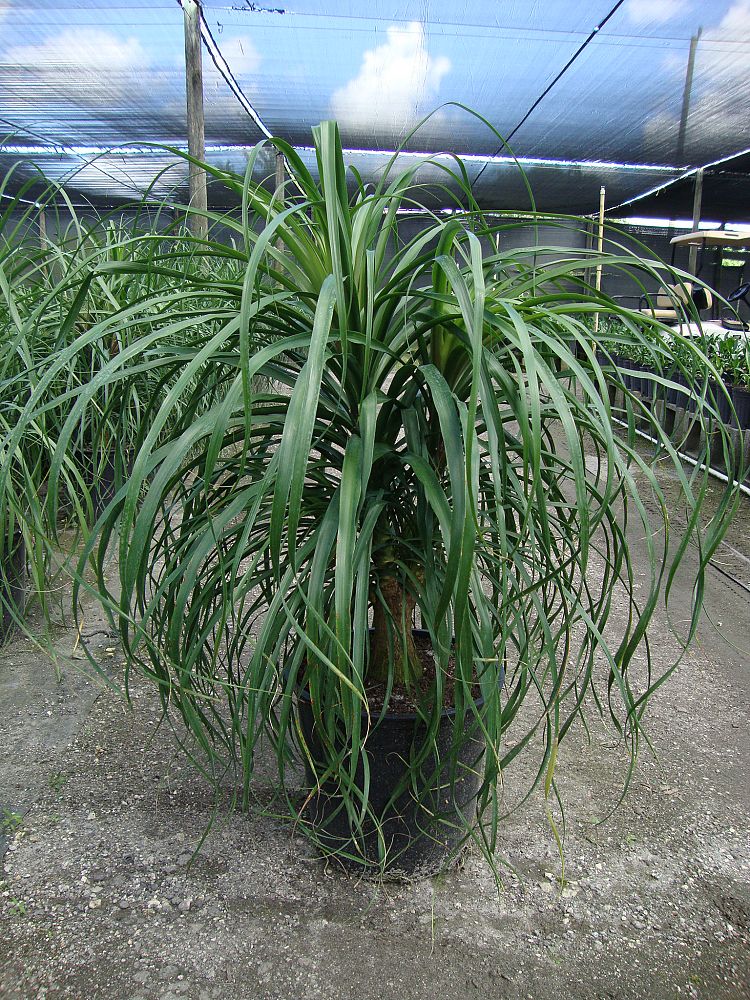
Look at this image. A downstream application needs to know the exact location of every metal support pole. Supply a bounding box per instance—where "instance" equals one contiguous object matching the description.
[183,0,208,239]
[688,167,704,276]
[594,185,605,334]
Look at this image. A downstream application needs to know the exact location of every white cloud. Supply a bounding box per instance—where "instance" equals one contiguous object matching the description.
[5,29,150,111]
[203,33,262,102]
[7,28,148,80]
[331,21,450,137]
[216,35,261,78]
[626,0,686,24]
[713,0,750,33]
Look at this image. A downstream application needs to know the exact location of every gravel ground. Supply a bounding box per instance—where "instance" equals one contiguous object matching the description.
[1,450,749,1000]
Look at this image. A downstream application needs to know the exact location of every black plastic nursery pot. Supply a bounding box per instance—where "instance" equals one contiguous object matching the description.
[730,385,750,430]
[296,633,489,878]
[666,370,696,412]
[708,379,733,425]
[638,368,655,402]
[89,450,117,519]
[617,358,635,392]
[77,446,133,519]
[618,360,651,399]
[629,362,645,396]
[0,532,26,642]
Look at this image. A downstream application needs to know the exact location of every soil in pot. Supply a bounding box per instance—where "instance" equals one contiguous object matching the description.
[0,532,26,642]
[296,630,491,878]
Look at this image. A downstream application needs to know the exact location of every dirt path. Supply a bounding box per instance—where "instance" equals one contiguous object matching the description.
[1,448,749,1000]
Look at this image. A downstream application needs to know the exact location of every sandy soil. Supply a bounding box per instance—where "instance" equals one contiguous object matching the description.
[1,447,749,1000]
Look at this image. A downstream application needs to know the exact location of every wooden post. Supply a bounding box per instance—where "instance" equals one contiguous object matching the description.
[594,185,605,334]
[274,151,285,205]
[273,151,286,265]
[183,0,208,239]
[38,205,47,249]
[676,29,702,164]
[688,167,704,275]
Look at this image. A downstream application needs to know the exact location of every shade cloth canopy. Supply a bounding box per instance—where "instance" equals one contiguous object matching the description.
[1,0,749,218]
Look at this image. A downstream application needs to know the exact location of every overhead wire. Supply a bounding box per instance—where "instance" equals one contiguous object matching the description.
[0,116,168,203]
[176,0,272,139]
[176,0,312,199]
[4,2,748,217]
[474,0,628,187]
[206,4,750,50]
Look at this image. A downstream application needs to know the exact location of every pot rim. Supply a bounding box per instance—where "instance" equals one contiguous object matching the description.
[293,627,502,724]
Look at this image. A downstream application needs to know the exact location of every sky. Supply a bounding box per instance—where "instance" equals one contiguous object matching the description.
[0,0,748,206]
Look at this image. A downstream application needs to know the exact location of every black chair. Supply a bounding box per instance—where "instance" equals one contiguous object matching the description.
[724,282,750,331]
[728,282,750,307]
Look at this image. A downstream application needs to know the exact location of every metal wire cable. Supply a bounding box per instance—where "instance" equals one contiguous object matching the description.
[177,0,312,201]
[474,0,628,186]
[177,0,273,139]
[605,144,750,218]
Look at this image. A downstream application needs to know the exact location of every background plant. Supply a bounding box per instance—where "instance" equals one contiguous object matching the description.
[0,178,243,637]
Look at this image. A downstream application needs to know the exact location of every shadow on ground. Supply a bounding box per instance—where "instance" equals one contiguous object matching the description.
[1,441,749,1000]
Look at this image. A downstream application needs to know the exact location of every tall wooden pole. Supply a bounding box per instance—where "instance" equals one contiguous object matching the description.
[183,0,208,239]
[38,206,47,249]
[274,151,285,203]
[688,167,704,276]
[594,185,606,334]
[676,29,702,164]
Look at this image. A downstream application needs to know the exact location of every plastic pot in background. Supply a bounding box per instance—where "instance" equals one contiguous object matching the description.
[630,362,645,396]
[666,370,696,412]
[707,379,733,425]
[77,447,134,520]
[0,532,26,642]
[88,450,117,520]
[618,358,635,392]
[730,385,750,430]
[639,368,655,403]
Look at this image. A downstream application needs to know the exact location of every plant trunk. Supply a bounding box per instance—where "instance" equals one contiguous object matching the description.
[369,573,422,686]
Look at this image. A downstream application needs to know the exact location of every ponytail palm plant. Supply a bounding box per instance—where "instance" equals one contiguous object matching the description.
[69,121,738,873]
[0,184,241,641]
